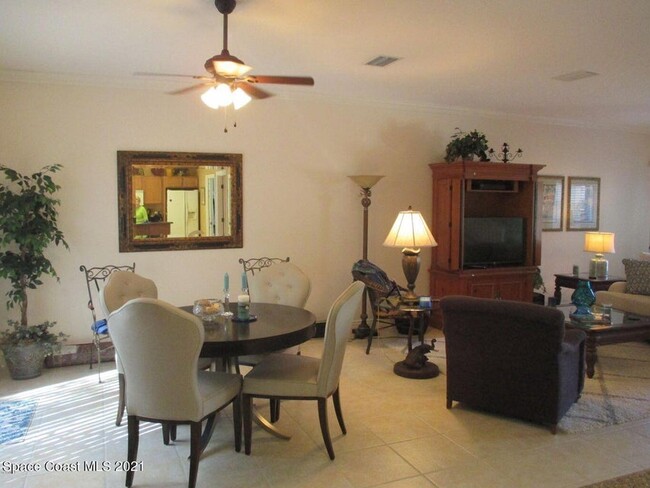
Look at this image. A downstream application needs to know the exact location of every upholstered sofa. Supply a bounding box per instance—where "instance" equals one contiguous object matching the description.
[595,256,650,316]
[440,296,586,433]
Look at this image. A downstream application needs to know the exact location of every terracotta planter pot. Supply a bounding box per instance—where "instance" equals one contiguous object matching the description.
[2,343,45,380]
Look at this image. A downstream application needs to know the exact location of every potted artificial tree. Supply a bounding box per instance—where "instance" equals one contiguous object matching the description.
[444,128,490,162]
[0,164,68,379]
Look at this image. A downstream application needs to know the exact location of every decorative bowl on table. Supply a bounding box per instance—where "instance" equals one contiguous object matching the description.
[193,299,223,322]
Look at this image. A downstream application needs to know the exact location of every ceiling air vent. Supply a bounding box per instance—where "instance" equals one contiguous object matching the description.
[552,70,600,82]
[366,56,401,67]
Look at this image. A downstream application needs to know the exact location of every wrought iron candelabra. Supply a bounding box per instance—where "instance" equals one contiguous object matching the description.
[488,143,523,163]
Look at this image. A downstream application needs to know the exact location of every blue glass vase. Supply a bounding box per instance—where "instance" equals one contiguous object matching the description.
[570,280,596,318]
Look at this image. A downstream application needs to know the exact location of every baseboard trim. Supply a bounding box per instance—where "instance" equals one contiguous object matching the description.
[45,342,115,368]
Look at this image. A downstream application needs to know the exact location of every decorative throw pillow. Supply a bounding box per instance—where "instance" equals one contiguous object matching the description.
[622,258,650,296]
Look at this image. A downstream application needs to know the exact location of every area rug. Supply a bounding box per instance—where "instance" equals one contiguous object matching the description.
[0,399,37,444]
[581,468,650,487]
[560,341,650,433]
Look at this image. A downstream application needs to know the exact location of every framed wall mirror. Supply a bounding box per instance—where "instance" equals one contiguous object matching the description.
[117,151,243,252]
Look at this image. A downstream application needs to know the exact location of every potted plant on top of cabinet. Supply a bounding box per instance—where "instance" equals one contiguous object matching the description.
[444,128,490,162]
[0,164,69,379]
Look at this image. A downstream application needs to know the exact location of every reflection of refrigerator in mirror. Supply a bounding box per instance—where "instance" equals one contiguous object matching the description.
[167,189,199,237]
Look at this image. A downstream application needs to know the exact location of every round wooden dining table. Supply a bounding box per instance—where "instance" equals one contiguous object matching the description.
[180,302,317,440]
[179,302,317,358]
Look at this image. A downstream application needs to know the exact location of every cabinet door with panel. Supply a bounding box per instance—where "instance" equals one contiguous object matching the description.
[142,176,163,205]
[467,272,533,301]
[163,176,198,189]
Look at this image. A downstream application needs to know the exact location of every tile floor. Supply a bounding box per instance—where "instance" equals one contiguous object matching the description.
[1,328,650,488]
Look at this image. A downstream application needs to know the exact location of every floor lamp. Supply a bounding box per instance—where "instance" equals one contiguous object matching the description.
[349,175,385,339]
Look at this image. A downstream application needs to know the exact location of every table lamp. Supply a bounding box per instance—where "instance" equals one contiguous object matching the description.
[383,206,437,303]
[584,231,615,279]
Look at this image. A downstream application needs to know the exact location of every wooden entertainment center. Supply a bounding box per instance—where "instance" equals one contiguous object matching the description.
[429,161,545,303]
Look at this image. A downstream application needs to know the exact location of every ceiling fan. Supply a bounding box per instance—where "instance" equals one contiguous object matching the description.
[137,0,314,109]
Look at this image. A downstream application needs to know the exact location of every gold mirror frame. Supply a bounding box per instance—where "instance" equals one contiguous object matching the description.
[117,151,243,252]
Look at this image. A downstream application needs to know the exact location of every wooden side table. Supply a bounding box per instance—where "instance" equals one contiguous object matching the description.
[553,273,625,305]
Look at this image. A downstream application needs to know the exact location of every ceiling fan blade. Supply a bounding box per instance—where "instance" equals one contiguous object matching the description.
[167,83,212,95]
[234,82,273,99]
[134,72,215,82]
[244,75,315,86]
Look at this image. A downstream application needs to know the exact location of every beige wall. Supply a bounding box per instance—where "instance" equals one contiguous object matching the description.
[1,81,649,342]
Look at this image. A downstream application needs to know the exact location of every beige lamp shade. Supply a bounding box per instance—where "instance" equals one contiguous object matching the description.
[383,206,436,302]
[584,231,615,279]
[348,175,385,190]
[584,232,615,253]
[383,207,437,250]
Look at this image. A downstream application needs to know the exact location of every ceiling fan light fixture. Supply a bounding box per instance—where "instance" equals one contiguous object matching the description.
[205,52,252,78]
[232,87,251,109]
[201,83,233,108]
[213,59,252,77]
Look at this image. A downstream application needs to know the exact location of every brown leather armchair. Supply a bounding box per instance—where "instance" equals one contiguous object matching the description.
[440,296,586,433]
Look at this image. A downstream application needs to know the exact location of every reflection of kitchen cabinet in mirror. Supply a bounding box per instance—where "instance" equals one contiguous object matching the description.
[118,151,242,252]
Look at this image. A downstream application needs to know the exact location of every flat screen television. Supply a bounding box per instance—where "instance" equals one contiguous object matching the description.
[463,217,526,268]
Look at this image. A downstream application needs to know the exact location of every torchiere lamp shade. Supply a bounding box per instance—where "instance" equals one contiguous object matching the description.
[383,207,437,301]
[348,175,385,190]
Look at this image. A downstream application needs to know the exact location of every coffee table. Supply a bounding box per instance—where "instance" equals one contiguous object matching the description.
[560,305,650,378]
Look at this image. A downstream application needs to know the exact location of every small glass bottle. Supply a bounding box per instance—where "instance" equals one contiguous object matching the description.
[222,289,233,317]
[601,303,612,323]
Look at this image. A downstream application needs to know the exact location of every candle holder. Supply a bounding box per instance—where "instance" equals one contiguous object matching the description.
[487,143,523,163]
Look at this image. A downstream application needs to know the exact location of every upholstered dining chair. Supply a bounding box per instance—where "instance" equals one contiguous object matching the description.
[351,259,410,354]
[99,270,158,426]
[79,263,135,382]
[441,295,586,433]
[238,257,312,421]
[242,280,364,460]
[238,257,311,359]
[108,297,242,488]
[100,270,214,428]
[239,256,311,309]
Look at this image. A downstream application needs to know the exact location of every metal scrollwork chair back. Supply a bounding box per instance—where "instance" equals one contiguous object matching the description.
[239,256,290,276]
[80,263,135,382]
